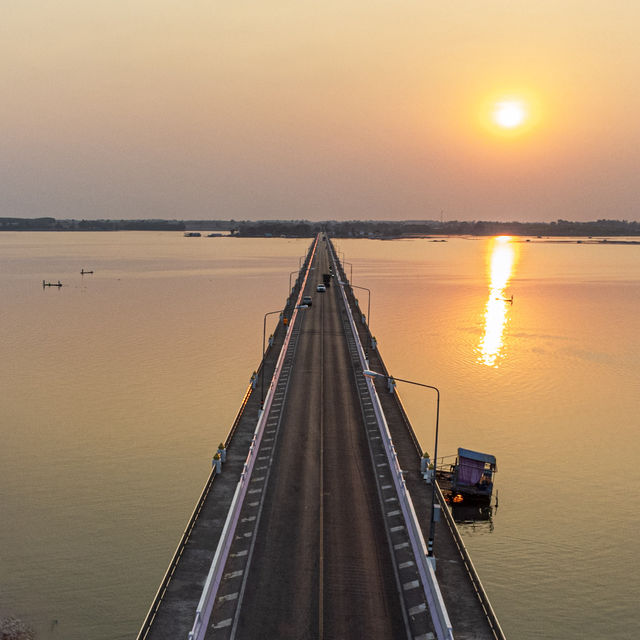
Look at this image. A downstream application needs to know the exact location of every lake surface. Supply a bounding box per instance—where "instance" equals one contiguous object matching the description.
[1,232,638,639]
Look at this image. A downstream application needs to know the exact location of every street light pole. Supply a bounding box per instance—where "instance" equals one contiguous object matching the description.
[262,309,284,406]
[261,305,308,406]
[289,270,299,296]
[343,261,353,283]
[347,283,371,335]
[363,369,440,558]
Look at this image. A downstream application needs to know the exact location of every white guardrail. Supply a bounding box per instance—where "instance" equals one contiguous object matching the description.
[187,238,319,640]
[331,248,454,640]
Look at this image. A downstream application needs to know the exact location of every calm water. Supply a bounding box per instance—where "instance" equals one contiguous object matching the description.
[1,233,638,639]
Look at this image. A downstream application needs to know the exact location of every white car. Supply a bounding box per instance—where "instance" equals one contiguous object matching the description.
[316,284,326,292]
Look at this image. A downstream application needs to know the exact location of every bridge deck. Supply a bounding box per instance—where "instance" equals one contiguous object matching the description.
[139,236,502,640]
[205,240,416,638]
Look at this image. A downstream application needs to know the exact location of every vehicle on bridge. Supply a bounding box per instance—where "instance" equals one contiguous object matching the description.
[302,295,313,306]
[316,284,326,292]
[437,448,497,505]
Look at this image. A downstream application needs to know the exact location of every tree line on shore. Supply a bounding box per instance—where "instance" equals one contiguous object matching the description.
[0,217,185,231]
[232,218,640,238]
[1,216,638,237]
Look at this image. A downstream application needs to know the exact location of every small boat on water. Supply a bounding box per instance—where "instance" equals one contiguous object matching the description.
[184,232,201,237]
[42,280,63,288]
[80,269,94,275]
[437,448,497,505]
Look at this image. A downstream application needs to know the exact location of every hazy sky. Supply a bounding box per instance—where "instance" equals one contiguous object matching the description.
[2,1,639,222]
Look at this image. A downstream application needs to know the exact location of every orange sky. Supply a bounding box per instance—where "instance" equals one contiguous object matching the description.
[2,1,639,221]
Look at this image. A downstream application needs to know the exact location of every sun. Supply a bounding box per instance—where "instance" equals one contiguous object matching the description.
[477,89,542,139]
[493,100,527,129]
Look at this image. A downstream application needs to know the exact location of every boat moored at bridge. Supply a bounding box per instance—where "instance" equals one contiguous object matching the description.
[438,448,498,505]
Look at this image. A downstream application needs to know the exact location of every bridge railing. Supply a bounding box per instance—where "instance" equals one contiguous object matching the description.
[330,245,454,640]
[186,235,320,640]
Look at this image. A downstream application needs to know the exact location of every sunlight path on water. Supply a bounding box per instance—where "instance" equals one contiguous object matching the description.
[477,236,517,367]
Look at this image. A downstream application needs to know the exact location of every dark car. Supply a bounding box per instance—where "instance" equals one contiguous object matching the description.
[302,295,313,307]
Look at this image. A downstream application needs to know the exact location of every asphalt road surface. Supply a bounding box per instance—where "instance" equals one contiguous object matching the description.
[224,244,407,639]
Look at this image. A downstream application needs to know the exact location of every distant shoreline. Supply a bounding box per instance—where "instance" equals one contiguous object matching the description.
[1,216,639,239]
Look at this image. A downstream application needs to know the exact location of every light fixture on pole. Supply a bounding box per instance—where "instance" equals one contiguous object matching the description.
[343,261,353,283]
[363,369,440,558]
[340,281,371,345]
[349,283,370,329]
[261,305,308,405]
[289,270,299,296]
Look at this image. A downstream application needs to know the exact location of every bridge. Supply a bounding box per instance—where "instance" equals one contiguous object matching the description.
[137,235,505,640]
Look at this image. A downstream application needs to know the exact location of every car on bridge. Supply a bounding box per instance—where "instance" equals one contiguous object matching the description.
[316,284,326,292]
[302,295,313,306]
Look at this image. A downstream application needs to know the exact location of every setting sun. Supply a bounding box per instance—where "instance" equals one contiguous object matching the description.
[493,101,526,128]
[476,90,543,139]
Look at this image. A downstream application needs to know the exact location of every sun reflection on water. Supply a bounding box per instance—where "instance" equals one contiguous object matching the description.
[477,236,518,367]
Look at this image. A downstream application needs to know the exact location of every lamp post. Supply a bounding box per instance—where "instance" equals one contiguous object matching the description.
[261,305,308,405]
[289,270,299,295]
[341,281,371,339]
[262,309,283,405]
[343,261,353,283]
[363,369,440,558]
[349,284,370,328]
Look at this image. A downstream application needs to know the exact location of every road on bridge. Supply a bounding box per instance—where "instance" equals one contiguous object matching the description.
[206,241,409,639]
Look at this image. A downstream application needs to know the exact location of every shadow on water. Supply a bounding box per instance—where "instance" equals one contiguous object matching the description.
[451,502,496,534]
